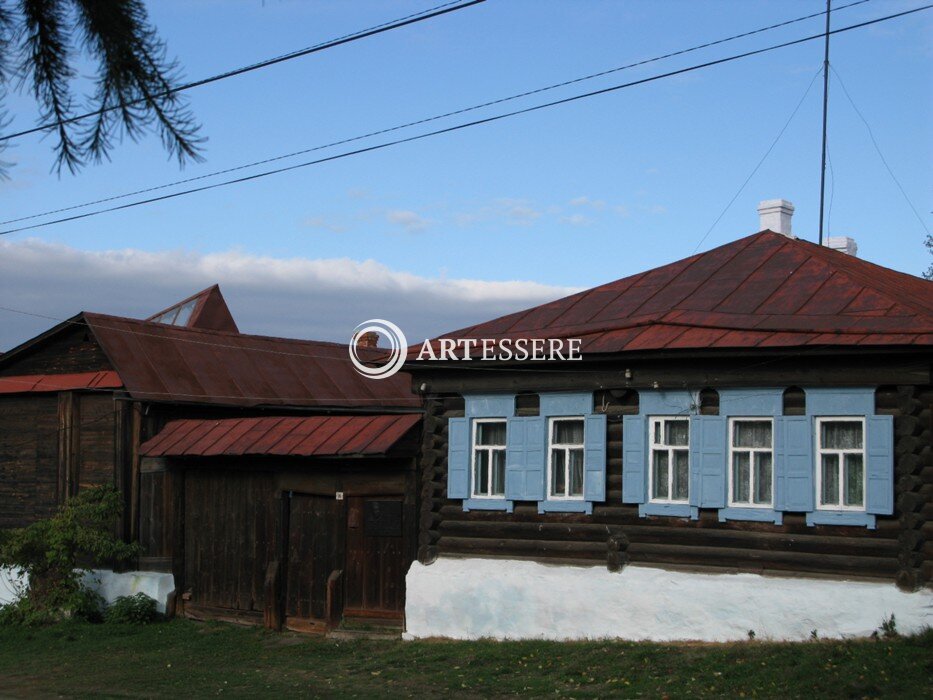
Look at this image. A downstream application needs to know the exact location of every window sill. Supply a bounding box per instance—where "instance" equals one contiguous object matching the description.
[538,500,593,514]
[639,503,698,520]
[806,510,876,529]
[462,498,513,513]
[718,507,783,525]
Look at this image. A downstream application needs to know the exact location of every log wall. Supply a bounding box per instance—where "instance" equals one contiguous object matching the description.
[418,385,932,589]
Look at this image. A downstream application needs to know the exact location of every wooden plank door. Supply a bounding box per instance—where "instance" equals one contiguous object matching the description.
[344,496,406,620]
[284,493,341,632]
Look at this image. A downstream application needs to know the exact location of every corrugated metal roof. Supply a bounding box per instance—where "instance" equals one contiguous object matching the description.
[0,371,122,394]
[139,414,421,458]
[82,314,419,409]
[410,231,933,358]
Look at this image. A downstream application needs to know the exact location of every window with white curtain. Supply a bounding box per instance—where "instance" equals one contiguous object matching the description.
[729,419,773,507]
[472,419,506,498]
[816,417,865,510]
[548,417,585,499]
[649,417,690,503]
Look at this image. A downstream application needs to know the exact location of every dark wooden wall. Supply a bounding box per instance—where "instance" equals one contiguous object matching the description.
[0,395,59,528]
[418,384,932,590]
[0,323,129,531]
[183,468,278,621]
[0,324,111,377]
[168,458,418,626]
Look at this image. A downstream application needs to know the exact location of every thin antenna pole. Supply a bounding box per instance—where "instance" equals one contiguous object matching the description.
[818,0,832,245]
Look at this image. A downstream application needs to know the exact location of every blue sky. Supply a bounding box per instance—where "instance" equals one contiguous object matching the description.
[1,0,930,349]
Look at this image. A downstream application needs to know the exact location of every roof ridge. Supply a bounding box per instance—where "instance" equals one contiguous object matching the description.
[82,311,366,351]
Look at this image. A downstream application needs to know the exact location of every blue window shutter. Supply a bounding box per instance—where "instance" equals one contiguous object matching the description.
[775,416,813,512]
[622,415,647,504]
[505,416,545,501]
[866,415,894,515]
[689,416,726,508]
[447,417,470,499]
[583,414,607,502]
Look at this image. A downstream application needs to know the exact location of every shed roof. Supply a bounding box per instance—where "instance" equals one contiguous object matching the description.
[82,313,419,408]
[412,231,933,358]
[139,413,421,458]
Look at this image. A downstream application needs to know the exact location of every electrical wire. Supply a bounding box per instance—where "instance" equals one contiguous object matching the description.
[830,65,930,235]
[0,0,486,144]
[0,0,876,228]
[691,66,823,253]
[2,4,929,238]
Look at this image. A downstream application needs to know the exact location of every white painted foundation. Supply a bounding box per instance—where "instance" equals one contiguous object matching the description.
[1,567,175,614]
[404,558,933,641]
[81,570,175,614]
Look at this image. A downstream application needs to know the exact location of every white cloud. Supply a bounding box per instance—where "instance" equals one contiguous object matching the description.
[560,214,593,227]
[386,209,430,232]
[569,196,606,210]
[496,198,541,225]
[302,216,347,233]
[0,239,579,351]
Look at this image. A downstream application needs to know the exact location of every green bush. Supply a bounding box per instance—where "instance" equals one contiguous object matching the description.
[0,486,140,625]
[105,593,159,625]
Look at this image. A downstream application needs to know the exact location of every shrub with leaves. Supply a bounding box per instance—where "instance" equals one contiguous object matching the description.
[0,486,140,625]
[105,592,159,625]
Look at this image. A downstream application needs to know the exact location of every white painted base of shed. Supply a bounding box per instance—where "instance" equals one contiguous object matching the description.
[1,567,175,614]
[81,570,175,614]
[404,558,933,641]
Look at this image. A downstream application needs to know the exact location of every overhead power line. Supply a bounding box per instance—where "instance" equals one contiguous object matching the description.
[0,0,486,144]
[1,4,929,237]
[0,0,875,228]
[829,65,930,236]
[692,66,824,254]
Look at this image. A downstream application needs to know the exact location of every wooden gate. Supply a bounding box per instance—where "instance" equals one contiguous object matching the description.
[343,496,407,621]
[284,493,342,633]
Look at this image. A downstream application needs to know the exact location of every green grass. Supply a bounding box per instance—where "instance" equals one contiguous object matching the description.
[0,620,930,698]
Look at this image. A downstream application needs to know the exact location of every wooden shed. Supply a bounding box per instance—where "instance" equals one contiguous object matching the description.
[0,286,421,633]
[139,414,420,631]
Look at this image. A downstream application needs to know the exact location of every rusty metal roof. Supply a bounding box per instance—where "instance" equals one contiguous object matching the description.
[411,231,933,358]
[82,314,419,409]
[0,371,122,394]
[139,413,421,457]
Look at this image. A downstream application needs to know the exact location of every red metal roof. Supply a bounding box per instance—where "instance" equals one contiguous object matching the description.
[0,371,122,394]
[81,313,419,409]
[139,414,421,458]
[411,231,933,358]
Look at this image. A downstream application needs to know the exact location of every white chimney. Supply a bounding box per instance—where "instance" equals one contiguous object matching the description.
[757,199,795,237]
[825,236,858,257]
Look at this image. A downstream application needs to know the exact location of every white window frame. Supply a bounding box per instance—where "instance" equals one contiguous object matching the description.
[728,417,774,509]
[471,418,507,499]
[815,416,866,512]
[648,416,690,504]
[547,416,586,500]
